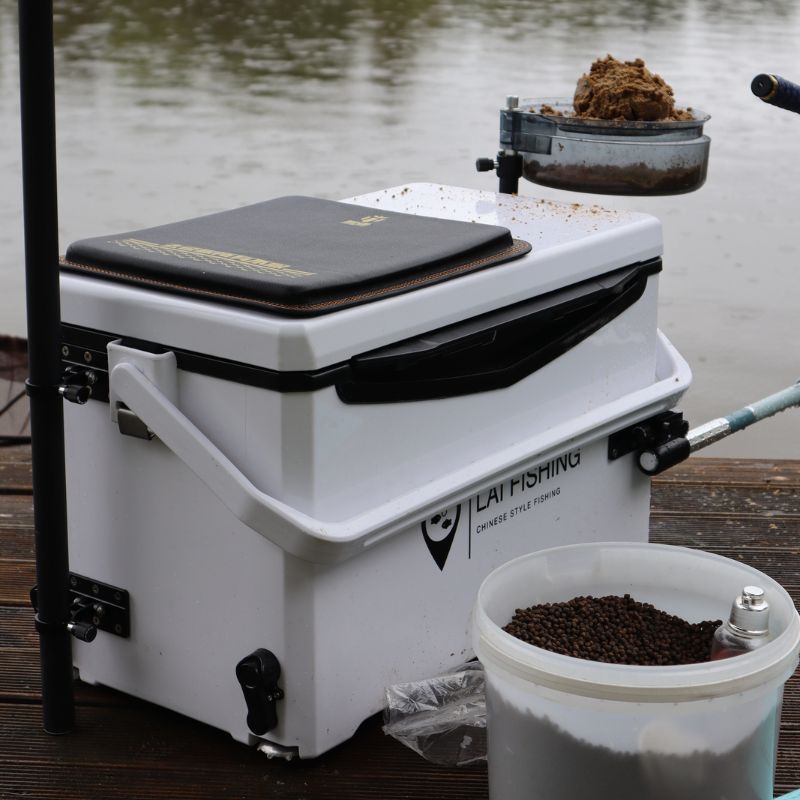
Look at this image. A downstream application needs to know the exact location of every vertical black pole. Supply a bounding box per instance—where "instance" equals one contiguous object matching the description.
[18,0,75,733]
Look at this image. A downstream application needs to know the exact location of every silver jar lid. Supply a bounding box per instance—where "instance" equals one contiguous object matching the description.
[729,586,770,634]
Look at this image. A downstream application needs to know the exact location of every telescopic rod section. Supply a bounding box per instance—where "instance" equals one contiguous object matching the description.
[17,0,75,733]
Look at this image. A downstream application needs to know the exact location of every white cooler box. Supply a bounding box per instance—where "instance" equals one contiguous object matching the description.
[58,184,690,757]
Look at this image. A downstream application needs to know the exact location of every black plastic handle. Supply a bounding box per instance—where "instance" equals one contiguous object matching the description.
[235,649,283,736]
[751,74,800,115]
[337,258,661,403]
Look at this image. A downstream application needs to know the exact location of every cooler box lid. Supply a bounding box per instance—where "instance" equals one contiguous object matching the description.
[62,196,530,317]
[60,184,663,373]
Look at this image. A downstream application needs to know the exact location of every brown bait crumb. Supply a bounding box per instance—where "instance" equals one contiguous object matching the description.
[538,103,562,116]
[504,593,721,665]
[572,55,693,122]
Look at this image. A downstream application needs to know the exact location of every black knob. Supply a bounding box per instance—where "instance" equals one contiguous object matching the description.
[236,649,284,736]
[638,437,691,476]
[60,383,92,404]
[632,425,649,446]
[59,366,95,404]
[68,620,98,642]
[475,157,497,172]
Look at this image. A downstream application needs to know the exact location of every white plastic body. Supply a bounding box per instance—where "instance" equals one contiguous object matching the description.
[66,335,687,756]
[474,543,800,799]
[60,184,688,757]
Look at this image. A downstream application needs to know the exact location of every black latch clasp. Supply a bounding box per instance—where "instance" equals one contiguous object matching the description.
[236,649,284,736]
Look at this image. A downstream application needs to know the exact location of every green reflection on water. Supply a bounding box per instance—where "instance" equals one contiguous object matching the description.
[1,0,797,98]
[51,0,452,90]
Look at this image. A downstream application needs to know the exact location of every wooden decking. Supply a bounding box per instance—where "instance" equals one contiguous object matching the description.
[2,445,800,799]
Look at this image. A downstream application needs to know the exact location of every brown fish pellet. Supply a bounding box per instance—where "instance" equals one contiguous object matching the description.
[503,594,721,665]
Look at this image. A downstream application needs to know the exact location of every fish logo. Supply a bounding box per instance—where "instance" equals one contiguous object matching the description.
[421,506,461,571]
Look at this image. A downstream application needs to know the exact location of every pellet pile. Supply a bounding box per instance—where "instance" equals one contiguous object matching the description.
[504,594,721,665]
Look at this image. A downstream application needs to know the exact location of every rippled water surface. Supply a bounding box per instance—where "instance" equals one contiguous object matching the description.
[2,0,800,455]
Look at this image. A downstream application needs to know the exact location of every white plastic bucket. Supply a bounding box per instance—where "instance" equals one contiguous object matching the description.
[473,542,800,800]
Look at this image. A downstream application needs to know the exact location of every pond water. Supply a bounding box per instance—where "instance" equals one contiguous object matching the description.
[1,0,799,456]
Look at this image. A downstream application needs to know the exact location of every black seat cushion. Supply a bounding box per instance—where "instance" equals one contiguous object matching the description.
[62,196,531,316]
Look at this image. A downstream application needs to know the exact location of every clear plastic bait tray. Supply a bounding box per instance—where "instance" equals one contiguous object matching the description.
[501,99,710,196]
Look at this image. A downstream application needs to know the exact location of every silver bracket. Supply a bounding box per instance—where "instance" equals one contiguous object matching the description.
[256,741,299,761]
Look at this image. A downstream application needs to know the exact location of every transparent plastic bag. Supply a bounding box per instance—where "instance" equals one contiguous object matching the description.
[383,662,486,766]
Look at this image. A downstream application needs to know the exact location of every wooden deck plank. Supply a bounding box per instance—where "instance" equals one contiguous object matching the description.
[0,493,34,528]
[0,648,138,707]
[778,676,800,727]
[0,444,31,464]
[778,736,800,796]
[0,524,36,560]
[656,456,800,486]
[650,514,800,548]
[0,558,36,605]
[2,444,800,798]
[0,703,487,800]
[0,647,40,701]
[650,484,800,516]
[0,456,33,494]
[0,606,39,648]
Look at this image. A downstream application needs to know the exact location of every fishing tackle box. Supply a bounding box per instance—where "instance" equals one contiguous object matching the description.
[57,183,690,757]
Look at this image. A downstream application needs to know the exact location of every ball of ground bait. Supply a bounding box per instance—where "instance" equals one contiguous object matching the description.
[573,55,678,121]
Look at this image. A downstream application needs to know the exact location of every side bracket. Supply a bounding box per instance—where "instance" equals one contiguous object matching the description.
[32,573,131,639]
[608,411,689,462]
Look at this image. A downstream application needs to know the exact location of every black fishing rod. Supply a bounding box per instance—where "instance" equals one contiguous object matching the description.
[18,0,74,733]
